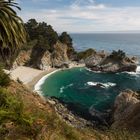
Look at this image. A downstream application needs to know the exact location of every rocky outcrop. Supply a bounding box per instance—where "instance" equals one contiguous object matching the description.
[51,41,69,68]
[46,98,93,128]
[38,51,52,70]
[12,50,31,69]
[12,41,70,70]
[112,90,140,131]
[85,50,137,73]
[39,42,69,69]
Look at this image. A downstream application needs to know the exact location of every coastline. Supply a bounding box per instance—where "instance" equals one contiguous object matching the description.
[6,63,85,92]
[31,63,85,91]
[26,67,57,90]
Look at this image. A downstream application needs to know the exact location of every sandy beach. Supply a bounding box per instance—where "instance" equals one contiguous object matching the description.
[8,63,85,91]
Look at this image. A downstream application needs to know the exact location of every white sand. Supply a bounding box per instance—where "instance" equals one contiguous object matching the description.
[7,63,85,90]
[8,66,43,84]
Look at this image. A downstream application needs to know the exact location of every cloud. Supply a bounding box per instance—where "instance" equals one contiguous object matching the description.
[18,1,140,33]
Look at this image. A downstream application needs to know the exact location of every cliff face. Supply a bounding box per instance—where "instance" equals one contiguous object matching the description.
[13,41,70,70]
[12,50,31,69]
[112,90,140,131]
[51,41,69,67]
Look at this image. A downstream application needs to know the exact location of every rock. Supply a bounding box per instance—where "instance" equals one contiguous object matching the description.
[51,41,69,68]
[12,41,71,70]
[47,99,56,105]
[112,90,140,131]
[86,50,137,73]
[12,50,31,69]
[39,51,52,70]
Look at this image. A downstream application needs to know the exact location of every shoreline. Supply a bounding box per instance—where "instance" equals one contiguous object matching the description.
[27,63,85,91]
[26,67,57,91]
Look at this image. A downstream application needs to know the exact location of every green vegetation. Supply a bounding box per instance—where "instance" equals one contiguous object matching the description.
[77,48,96,60]
[105,129,140,140]
[109,50,126,60]
[24,19,76,68]
[25,19,58,51]
[0,0,26,68]
[59,32,76,58]
[0,68,10,87]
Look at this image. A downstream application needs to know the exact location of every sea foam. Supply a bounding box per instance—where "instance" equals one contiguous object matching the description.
[122,66,140,76]
[87,81,116,88]
[59,83,74,93]
[86,68,101,73]
[34,70,60,94]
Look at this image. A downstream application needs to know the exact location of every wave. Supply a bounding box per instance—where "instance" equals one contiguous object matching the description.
[121,66,140,76]
[59,83,74,93]
[135,66,140,74]
[60,86,65,93]
[34,70,60,95]
[86,68,101,73]
[87,81,116,88]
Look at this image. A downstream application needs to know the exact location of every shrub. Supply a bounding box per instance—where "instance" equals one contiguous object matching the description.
[0,68,10,87]
[0,88,33,127]
[109,50,126,60]
[77,48,96,60]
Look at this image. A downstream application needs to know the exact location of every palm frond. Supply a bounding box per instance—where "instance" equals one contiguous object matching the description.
[0,0,26,51]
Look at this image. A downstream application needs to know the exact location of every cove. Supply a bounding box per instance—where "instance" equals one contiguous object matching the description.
[38,67,140,121]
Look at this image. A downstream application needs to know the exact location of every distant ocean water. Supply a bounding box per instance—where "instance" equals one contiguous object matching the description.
[36,33,140,121]
[71,33,140,57]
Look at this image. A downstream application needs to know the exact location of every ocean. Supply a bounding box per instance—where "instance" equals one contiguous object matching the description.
[71,33,140,57]
[36,33,140,121]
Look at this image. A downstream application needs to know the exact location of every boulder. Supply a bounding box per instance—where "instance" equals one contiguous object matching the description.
[112,90,140,131]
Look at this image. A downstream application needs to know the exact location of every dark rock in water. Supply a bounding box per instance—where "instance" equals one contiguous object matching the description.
[85,50,137,73]
[112,89,140,131]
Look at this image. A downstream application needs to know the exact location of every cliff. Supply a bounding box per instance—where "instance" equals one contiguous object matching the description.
[13,41,70,70]
[12,50,31,69]
[112,90,140,131]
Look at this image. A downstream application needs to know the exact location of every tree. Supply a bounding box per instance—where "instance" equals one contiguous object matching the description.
[25,19,38,40]
[110,50,126,60]
[59,32,72,48]
[59,32,75,58]
[25,20,58,52]
[46,25,58,48]
[0,0,26,67]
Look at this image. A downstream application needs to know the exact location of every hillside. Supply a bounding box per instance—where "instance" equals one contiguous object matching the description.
[0,71,139,139]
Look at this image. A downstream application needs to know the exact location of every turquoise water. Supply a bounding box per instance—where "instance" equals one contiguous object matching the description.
[40,67,140,119]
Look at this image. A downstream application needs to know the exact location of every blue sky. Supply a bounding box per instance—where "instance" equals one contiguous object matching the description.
[17,0,140,33]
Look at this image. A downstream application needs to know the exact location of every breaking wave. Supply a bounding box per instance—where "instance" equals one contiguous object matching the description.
[122,66,140,76]
[87,81,116,88]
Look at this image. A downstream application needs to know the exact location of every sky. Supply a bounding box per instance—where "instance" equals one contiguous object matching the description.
[17,0,140,33]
